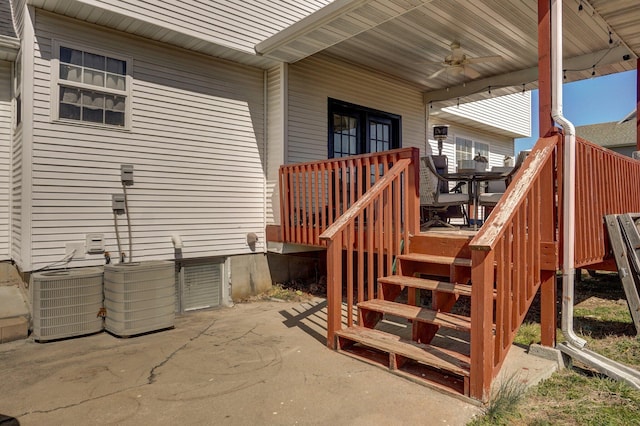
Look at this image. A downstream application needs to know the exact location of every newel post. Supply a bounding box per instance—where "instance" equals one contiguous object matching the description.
[406,147,421,238]
[539,153,558,346]
[470,248,495,402]
[326,232,343,349]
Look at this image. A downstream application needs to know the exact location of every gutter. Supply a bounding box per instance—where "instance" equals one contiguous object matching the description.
[550,0,586,349]
[552,0,640,390]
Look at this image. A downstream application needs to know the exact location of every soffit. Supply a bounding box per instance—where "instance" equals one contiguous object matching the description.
[258,0,639,106]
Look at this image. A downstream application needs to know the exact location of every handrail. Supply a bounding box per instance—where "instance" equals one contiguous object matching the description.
[320,148,420,348]
[278,148,417,247]
[467,134,560,401]
[470,135,559,251]
[319,159,412,241]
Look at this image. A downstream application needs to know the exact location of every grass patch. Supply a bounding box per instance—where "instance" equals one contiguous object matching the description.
[238,283,313,303]
[469,374,527,426]
[470,271,640,425]
[519,369,640,425]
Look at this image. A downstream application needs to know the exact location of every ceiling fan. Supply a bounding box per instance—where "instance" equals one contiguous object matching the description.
[428,41,503,79]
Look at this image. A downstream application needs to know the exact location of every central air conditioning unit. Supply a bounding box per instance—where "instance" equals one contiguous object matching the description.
[104,260,175,337]
[30,267,104,342]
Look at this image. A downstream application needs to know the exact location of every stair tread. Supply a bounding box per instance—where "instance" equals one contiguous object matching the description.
[378,275,472,296]
[358,299,471,332]
[336,326,470,376]
[398,253,472,267]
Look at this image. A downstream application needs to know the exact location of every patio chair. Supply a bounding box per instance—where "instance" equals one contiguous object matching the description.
[420,155,469,230]
[478,150,530,219]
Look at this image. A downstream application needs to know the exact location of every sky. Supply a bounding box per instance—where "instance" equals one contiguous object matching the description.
[515,69,637,153]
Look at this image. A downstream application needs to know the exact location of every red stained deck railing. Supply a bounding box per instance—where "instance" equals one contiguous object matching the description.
[468,135,561,401]
[574,137,640,268]
[278,148,417,247]
[318,148,420,348]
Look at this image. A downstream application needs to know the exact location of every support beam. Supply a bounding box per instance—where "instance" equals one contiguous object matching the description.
[422,46,630,106]
[538,0,553,136]
[637,58,640,150]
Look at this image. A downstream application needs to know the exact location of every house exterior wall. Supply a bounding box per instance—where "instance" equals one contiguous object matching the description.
[10,0,27,36]
[428,123,515,173]
[25,12,266,271]
[286,54,427,164]
[0,60,11,260]
[441,93,531,138]
[11,121,22,264]
[266,65,286,226]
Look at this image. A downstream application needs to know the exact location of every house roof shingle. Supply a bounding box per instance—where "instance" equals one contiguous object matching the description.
[576,114,637,148]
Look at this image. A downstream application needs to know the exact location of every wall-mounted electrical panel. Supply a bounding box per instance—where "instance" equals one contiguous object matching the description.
[121,164,134,186]
[112,194,125,214]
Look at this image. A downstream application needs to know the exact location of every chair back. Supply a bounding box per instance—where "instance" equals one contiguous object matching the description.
[487,166,512,193]
[420,156,439,205]
[431,155,449,193]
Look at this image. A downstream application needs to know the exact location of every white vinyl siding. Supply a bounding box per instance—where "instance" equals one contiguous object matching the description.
[442,93,532,138]
[266,65,285,225]
[287,55,426,165]
[427,124,514,174]
[10,0,27,37]
[0,61,11,260]
[29,12,266,270]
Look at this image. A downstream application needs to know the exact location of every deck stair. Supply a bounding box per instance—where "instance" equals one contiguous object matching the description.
[334,232,482,397]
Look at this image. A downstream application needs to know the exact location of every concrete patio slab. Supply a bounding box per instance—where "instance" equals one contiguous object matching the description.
[0,298,558,425]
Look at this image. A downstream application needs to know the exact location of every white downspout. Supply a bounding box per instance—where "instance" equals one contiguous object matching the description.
[551,0,586,349]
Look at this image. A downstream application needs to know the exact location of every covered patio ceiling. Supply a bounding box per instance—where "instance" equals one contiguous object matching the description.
[256,0,639,109]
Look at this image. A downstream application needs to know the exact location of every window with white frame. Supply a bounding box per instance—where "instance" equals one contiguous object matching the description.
[55,44,130,127]
[456,137,489,161]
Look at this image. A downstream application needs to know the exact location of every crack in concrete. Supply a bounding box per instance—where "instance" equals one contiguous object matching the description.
[15,318,219,419]
[147,319,218,384]
[15,384,144,418]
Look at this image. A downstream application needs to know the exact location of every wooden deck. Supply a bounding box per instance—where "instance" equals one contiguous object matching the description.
[272,135,640,402]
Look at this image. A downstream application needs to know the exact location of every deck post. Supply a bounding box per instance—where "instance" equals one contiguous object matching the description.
[406,147,421,239]
[470,249,495,402]
[538,0,553,137]
[326,233,343,349]
[539,159,558,346]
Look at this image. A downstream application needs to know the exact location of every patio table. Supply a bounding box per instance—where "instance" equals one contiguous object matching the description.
[442,170,510,230]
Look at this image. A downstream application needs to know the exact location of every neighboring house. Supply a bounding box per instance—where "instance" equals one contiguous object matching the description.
[576,110,638,157]
[429,92,530,172]
[0,1,529,310]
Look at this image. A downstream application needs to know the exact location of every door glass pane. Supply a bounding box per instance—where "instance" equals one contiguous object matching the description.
[369,120,391,153]
[332,113,358,158]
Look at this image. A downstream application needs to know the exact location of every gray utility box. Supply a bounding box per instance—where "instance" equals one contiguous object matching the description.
[31,267,104,341]
[104,261,175,337]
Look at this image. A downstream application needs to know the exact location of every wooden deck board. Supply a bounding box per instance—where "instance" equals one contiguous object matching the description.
[378,275,472,296]
[358,299,472,332]
[398,253,473,268]
[336,326,470,376]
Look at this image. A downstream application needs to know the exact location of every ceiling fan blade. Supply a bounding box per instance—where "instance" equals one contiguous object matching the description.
[462,66,481,79]
[428,67,448,79]
[465,55,503,64]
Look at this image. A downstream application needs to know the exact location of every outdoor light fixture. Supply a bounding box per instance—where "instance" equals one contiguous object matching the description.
[432,125,449,156]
